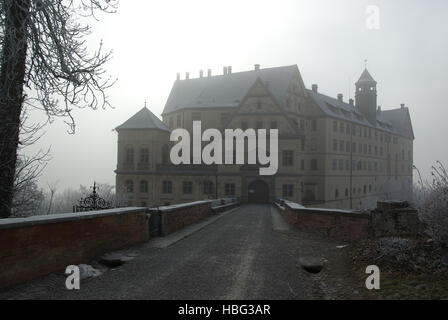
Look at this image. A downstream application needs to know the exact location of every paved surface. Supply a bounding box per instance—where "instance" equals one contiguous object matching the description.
[0,204,363,300]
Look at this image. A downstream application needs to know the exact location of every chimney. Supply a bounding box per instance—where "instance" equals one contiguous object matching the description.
[176,72,180,80]
[199,70,204,78]
[312,84,318,93]
[349,98,354,106]
[401,103,405,109]
[185,72,189,80]
[207,69,212,77]
[223,66,227,75]
[337,93,343,102]
[254,64,260,71]
[228,66,232,74]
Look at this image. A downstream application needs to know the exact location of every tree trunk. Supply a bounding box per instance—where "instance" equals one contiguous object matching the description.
[0,0,31,218]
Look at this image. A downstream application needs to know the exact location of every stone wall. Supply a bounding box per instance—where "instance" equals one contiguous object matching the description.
[155,201,213,236]
[278,200,424,241]
[371,201,425,237]
[281,202,370,241]
[0,208,150,291]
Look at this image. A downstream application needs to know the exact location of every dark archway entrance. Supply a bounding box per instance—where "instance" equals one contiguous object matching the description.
[247,180,269,204]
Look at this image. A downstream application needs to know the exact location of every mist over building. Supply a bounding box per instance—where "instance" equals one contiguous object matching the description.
[115,64,414,210]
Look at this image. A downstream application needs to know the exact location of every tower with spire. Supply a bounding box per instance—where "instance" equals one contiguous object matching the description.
[355,68,377,125]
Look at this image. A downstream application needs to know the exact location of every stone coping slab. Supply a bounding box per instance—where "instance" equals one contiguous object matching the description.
[0,207,148,230]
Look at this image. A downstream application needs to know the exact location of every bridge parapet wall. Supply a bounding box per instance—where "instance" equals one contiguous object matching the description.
[0,208,150,291]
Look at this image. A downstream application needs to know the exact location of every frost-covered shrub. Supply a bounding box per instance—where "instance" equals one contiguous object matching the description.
[415,161,448,246]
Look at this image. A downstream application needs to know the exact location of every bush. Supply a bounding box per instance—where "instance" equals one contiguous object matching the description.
[415,161,448,246]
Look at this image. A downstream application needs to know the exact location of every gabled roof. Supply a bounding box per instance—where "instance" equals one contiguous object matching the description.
[356,68,377,85]
[115,107,170,132]
[381,107,415,139]
[307,89,400,134]
[162,65,299,115]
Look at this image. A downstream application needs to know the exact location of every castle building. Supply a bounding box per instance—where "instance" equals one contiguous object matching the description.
[115,64,414,209]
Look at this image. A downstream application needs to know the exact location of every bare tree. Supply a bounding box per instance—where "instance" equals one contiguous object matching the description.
[0,0,117,218]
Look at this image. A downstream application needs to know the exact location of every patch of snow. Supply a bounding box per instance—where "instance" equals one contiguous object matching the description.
[78,264,102,279]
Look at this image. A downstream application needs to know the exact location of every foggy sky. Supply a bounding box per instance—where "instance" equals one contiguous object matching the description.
[24,0,448,191]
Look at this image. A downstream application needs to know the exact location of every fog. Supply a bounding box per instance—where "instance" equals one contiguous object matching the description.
[23,0,448,190]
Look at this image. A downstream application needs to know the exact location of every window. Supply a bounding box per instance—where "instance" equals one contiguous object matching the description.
[300,159,305,171]
[311,159,318,171]
[363,185,367,194]
[282,184,294,198]
[380,147,383,156]
[339,159,344,171]
[340,122,344,133]
[346,160,350,171]
[125,180,133,193]
[203,180,214,195]
[333,120,337,132]
[335,189,339,199]
[125,148,134,163]
[139,180,148,193]
[368,145,372,155]
[352,142,357,153]
[311,119,317,131]
[339,140,344,152]
[225,183,235,196]
[140,148,149,164]
[346,141,350,152]
[300,119,305,130]
[177,115,181,127]
[345,188,349,197]
[257,101,262,109]
[283,150,294,166]
[333,139,338,151]
[162,181,172,194]
[374,146,378,156]
[363,144,367,154]
[346,124,350,135]
[332,159,337,170]
[183,181,193,194]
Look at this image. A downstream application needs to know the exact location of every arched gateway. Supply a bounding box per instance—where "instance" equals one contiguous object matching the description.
[247,180,270,204]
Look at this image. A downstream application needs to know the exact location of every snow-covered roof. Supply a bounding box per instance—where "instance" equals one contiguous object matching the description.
[162,65,299,115]
[115,107,170,132]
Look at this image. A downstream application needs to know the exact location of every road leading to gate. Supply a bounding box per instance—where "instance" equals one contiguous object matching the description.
[0,204,362,300]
